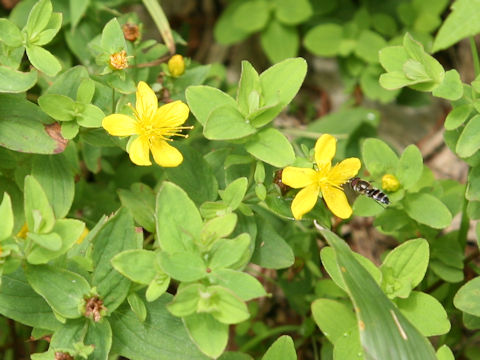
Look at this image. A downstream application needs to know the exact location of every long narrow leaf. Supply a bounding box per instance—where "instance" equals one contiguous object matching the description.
[142,0,175,54]
[317,225,436,360]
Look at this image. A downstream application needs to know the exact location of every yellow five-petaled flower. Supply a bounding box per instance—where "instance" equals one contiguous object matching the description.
[282,134,361,219]
[102,81,192,167]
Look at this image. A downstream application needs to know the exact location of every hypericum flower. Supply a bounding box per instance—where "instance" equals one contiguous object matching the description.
[109,50,128,70]
[382,174,400,192]
[168,54,185,77]
[282,134,361,219]
[102,81,192,167]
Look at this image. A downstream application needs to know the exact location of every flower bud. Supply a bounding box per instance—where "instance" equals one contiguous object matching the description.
[168,54,185,77]
[122,23,140,42]
[382,174,400,192]
[109,50,128,70]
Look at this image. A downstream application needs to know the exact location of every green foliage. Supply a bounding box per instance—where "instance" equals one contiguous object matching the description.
[0,0,477,359]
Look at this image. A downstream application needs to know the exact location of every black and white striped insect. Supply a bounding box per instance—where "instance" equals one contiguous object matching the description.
[348,177,390,206]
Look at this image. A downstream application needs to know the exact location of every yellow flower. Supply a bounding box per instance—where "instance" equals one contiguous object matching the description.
[102,81,192,167]
[282,134,361,219]
[168,54,185,77]
[382,174,400,192]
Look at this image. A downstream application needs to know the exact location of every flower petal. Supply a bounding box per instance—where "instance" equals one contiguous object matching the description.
[135,81,157,120]
[153,100,189,128]
[128,136,151,166]
[151,139,183,167]
[102,114,137,136]
[314,134,336,166]
[328,157,361,186]
[291,184,320,220]
[321,185,352,219]
[282,167,317,188]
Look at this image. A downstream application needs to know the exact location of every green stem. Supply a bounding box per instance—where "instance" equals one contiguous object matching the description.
[238,325,300,352]
[112,88,116,114]
[470,37,480,77]
[458,187,470,251]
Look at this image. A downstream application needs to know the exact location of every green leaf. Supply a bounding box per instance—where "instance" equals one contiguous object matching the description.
[208,233,250,270]
[0,67,37,93]
[245,128,295,167]
[186,85,237,126]
[32,154,74,218]
[202,213,238,244]
[213,0,250,45]
[275,0,311,25]
[158,251,207,282]
[432,69,464,100]
[76,77,95,104]
[403,192,452,229]
[24,175,55,234]
[436,345,455,360]
[111,249,157,285]
[167,283,202,317]
[110,293,208,360]
[251,221,294,269]
[0,268,59,330]
[379,46,408,72]
[444,104,473,130]
[146,273,170,302]
[259,57,307,121]
[118,183,156,232]
[321,247,382,291]
[262,335,296,360]
[77,104,104,127]
[0,94,66,154]
[91,208,137,312]
[381,239,429,299]
[233,0,270,33]
[319,228,437,360]
[396,145,423,189]
[101,18,126,53]
[61,121,79,139]
[456,115,480,157]
[165,144,218,205]
[25,264,91,319]
[221,177,248,210]
[208,285,250,324]
[0,193,13,241]
[454,276,480,316]
[396,291,450,337]
[355,30,386,63]
[156,182,203,253]
[27,232,62,251]
[304,24,343,56]
[432,0,480,52]
[38,94,76,121]
[0,19,23,47]
[70,0,90,29]
[25,45,61,77]
[209,268,266,301]
[27,219,85,264]
[311,298,356,344]
[48,318,88,356]
[184,313,229,359]
[237,61,261,115]
[25,0,52,38]
[34,12,62,46]
[85,319,112,360]
[362,138,399,177]
[204,105,256,140]
[260,19,299,64]
[128,292,147,322]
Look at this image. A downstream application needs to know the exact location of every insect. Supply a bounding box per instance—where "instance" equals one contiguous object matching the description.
[348,177,390,206]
